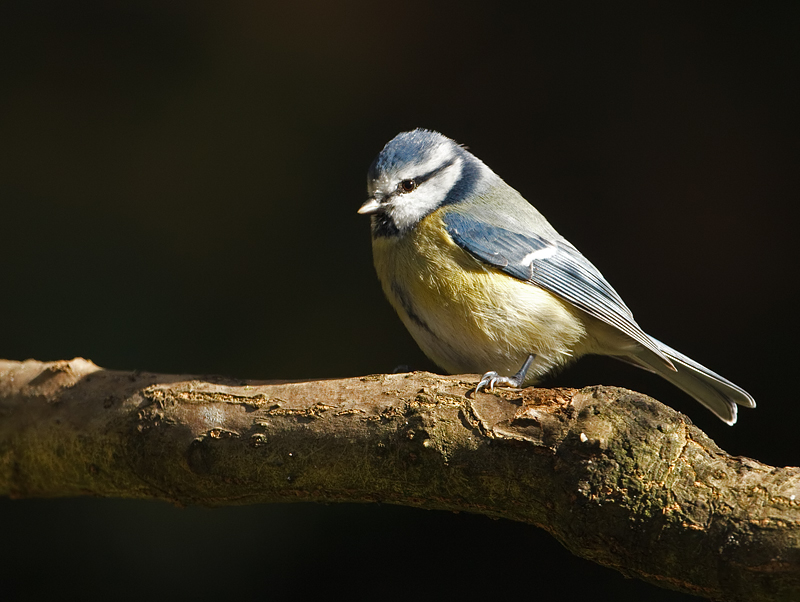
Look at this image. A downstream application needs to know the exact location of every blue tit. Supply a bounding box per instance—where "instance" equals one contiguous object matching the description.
[358,128,756,425]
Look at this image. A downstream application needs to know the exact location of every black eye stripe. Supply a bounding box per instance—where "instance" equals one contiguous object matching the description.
[415,155,458,185]
[394,155,458,196]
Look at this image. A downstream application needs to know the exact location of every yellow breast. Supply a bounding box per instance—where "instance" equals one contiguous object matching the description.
[371,209,588,382]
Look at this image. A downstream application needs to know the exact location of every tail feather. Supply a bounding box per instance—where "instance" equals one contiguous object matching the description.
[624,338,755,425]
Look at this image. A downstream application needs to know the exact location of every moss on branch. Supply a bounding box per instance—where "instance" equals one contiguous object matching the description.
[0,358,798,601]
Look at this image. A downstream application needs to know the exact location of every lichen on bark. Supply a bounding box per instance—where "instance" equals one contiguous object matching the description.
[0,358,798,601]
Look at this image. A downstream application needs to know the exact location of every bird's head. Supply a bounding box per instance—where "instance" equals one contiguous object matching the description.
[359,129,489,236]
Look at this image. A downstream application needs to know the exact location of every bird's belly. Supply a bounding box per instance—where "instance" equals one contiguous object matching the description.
[372,214,588,382]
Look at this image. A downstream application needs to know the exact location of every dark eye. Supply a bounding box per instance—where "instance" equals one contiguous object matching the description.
[398,179,416,193]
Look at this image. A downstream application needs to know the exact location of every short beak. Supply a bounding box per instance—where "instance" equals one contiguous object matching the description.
[358,198,381,215]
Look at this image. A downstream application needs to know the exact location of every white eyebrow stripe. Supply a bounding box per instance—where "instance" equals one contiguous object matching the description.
[521,246,557,265]
[404,144,457,180]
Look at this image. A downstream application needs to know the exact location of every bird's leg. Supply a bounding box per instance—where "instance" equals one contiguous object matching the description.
[476,354,535,392]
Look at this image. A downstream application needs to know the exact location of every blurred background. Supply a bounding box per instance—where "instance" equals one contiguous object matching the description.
[1,2,798,600]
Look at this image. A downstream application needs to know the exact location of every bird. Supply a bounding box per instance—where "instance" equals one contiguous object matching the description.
[358,128,755,425]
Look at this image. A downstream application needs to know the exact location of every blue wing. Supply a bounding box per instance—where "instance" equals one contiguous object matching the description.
[443,211,674,367]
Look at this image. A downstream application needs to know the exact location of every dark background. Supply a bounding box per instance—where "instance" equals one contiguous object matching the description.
[1,2,798,600]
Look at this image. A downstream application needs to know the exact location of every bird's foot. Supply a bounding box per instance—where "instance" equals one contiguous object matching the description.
[476,371,515,392]
[475,354,536,393]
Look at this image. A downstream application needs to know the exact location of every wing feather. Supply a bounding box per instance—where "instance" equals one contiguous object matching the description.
[443,211,674,368]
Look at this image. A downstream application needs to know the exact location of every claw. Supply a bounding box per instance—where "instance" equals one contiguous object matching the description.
[476,371,502,392]
[475,354,536,394]
[476,372,516,392]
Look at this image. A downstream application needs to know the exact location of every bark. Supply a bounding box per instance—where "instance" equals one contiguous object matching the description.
[0,358,797,601]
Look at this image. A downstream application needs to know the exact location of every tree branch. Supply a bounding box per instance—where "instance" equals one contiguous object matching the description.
[0,358,797,600]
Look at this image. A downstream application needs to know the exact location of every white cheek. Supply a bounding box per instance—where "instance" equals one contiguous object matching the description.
[421,158,462,202]
[392,158,463,230]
